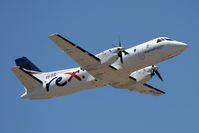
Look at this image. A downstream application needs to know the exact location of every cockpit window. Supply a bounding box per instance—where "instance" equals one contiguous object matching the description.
[156,37,174,43]
[156,39,163,43]
[165,38,173,41]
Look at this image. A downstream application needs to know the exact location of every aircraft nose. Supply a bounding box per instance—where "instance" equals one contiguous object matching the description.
[173,41,187,52]
[178,42,187,51]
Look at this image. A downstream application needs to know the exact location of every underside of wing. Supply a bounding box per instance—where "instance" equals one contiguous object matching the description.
[111,76,165,96]
[49,34,101,70]
[133,83,165,96]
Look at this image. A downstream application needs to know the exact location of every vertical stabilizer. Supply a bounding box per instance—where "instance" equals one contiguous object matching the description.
[15,57,42,72]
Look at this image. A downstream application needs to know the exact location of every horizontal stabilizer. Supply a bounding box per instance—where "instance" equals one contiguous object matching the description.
[11,67,42,92]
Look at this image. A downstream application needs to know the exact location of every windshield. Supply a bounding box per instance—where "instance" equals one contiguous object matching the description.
[156,37,174,43]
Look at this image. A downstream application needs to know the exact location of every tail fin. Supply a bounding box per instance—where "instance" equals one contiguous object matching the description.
[15,57,42,72]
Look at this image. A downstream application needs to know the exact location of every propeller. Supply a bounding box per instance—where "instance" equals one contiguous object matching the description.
[116,37,129,64]
[151,65,163,81]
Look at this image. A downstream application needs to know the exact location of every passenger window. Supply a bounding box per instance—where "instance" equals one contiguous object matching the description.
[80,67,85,71]
[134,49,136,52]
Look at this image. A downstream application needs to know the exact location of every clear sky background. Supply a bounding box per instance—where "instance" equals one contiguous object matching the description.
[0,0,198,133]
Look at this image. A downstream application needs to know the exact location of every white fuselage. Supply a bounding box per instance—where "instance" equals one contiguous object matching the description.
[22,37,187,99]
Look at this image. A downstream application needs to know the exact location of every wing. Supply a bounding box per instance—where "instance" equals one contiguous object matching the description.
[133,83,165,96]
[111,76,165,96]
[49,34,101,70]
[49,34,119,81]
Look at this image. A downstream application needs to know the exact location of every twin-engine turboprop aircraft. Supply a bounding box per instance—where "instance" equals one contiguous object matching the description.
[11,34,187,99]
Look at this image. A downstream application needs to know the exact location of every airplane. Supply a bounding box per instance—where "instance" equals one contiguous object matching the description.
[11,34,187,100]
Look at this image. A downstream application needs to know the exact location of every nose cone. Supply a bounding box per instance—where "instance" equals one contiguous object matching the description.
[178,42,187,51]
[173,41,187,53]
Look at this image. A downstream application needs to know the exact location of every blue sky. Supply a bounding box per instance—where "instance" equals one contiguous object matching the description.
[0,0,198,133]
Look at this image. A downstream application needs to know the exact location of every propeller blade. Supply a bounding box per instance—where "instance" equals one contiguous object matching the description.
[118,35,122,47]
[151,70,155,77]
[120,55,123,64]
[150,65,155,77]
[123,50,129,55]
[118,51,123,64]
[116,36,128,64]
[155,70,163,81]
[119,41,121,47]
[150,65,163,81]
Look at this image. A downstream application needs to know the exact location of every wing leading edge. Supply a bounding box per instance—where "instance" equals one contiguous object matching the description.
[49,34,101,70]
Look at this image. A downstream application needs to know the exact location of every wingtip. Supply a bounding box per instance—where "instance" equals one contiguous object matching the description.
[11,66,20,73]
[48,33,60,38]
[157,90,166,96]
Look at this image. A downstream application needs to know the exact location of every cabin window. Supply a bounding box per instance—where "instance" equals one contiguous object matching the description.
[80,67,85,71]
[134,49,136,52]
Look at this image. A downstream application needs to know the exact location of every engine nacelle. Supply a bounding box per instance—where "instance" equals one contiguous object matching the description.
[130,66,154,83]
[96,47,121,64]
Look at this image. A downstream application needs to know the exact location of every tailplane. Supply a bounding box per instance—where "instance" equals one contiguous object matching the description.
[11,67,42,92]
[11,57,46,99]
